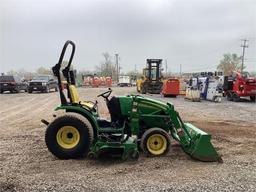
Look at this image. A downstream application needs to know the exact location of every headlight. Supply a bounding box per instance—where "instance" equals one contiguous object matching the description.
[42,82,47,86]
[239,85,244,91]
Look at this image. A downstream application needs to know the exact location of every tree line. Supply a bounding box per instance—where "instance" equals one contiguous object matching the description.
[3,52,256,79]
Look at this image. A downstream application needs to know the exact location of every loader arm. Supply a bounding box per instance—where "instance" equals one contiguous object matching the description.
[166,103,221,162]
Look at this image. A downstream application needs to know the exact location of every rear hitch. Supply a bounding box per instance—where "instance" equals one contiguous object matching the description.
[41,119,49,126]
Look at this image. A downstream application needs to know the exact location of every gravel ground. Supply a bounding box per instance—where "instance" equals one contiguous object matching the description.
[0,87,255,192]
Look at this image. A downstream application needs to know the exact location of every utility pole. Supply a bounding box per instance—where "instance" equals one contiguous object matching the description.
[180,64,182,77]
[241,39,249,73]
[165,59,168,76]
[115,53,119,82]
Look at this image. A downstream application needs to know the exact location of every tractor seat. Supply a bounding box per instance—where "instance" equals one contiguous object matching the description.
[107,96,126,125]
[68,85,95,109]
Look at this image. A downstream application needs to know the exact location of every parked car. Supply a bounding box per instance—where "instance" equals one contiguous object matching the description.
[0,75,28,93]
[28,75,58,93]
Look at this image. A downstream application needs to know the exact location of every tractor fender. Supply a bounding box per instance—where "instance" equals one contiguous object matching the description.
[55,105,98,139]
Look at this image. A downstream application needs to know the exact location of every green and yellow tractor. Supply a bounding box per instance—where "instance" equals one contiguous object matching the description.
[42,41,221,162]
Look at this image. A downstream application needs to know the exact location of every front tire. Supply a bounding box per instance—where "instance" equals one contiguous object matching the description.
[140,128,171,156]
[250,96,256,102]
[45,86,50,93]
[141,86,147,94]
[45,113,94,159]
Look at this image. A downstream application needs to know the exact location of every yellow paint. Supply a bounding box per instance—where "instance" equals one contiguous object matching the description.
[56,126,80,149]
[69,85,94,108]
[136,79,143,92]
[146,134,167,155]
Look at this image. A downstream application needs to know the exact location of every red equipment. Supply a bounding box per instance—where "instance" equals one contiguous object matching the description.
[223,71,256,102]
[161,78,180,97]
[92,76,101,87]
[82,75,112,87]
[105,76,112,87]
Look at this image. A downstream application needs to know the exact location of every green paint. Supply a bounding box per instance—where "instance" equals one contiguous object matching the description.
[51,94,220,162]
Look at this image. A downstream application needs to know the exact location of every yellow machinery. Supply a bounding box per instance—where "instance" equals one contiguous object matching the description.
[136,59,163,94]
[136,68,146,92]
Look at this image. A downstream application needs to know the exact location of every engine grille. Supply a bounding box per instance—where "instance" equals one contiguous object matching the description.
[30,82,42,86]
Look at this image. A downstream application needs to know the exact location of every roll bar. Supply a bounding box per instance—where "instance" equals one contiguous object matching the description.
[52,40,76,105]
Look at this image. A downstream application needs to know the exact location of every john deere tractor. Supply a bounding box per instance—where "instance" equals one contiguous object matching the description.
[42,41,221,162]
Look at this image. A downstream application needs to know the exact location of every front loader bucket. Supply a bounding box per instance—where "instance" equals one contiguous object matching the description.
[182,123,221,162]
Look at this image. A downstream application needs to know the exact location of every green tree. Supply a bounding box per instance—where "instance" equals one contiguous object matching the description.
[217,53,244,75]
[7,69,34,80]
[96,52,117,79]
[126,70,142,80]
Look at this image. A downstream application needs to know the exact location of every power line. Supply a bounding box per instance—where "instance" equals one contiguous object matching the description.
[241,39,249,73]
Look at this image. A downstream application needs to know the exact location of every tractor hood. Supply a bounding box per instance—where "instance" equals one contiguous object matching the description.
[128,95,173,131]
[134,96,170,112]
[118,95,172,117]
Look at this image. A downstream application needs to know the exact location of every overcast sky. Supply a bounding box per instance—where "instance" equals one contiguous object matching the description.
[0,0,255,73]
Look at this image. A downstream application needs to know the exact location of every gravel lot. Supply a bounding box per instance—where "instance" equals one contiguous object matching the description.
[0,87,256,192]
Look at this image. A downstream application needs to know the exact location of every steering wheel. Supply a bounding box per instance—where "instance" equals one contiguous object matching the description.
[97,88,112,99]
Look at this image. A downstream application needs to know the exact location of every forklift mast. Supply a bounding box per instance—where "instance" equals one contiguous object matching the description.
[146,59,162,81]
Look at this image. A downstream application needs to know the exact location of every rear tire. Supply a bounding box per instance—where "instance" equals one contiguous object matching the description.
[28,89,32,93]
[233,93,240,102]
[226,92,233,101]
[140,128,171,156]
[250,96,256,102]
[45,113,94,159]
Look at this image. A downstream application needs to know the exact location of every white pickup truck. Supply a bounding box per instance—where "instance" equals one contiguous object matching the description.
[118,76,131,87]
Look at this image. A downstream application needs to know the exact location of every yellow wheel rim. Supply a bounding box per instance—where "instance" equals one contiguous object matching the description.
[56,126,80,149]
[146,134,167,155]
